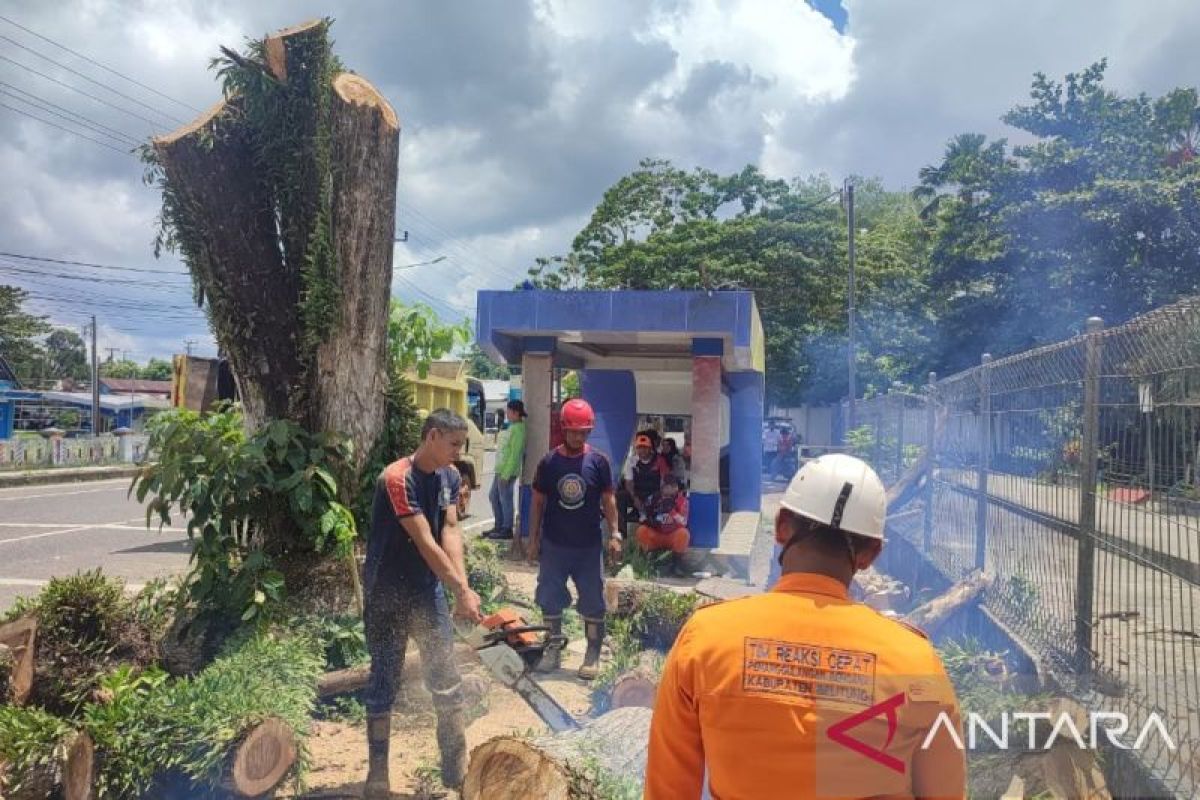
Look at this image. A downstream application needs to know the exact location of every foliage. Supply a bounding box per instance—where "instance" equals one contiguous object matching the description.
[527,161,931,405]
[0,285,51,383]
[463,537,513,613]
[354,371,423,535]
[614,536,672,579]
[0,705,71,798]
[83,666,173,799]
[43,328,89,381]
[464,342,510,380]
[134,406,357,629]
[301,613,368,670]
[844,424,876,459]
[561,370,580,399]
[318,695,366,725]
[590,616,663,714]
[564,754,645,800]
[27,570,158,717]
[388,299,472,379]
[918,61,1200,373]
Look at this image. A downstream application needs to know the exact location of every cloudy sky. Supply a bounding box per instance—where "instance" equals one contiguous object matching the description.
[2,0,1199,363]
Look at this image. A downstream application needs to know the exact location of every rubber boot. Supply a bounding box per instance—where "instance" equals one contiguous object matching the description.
[534,614,562,673]
[577,617,604,681]
[436,707,468,789]
[363,712,391,799]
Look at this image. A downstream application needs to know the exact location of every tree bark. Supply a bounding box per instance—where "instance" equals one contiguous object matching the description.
[152,99,302,430]
[603,578,675,618]
[903,570,993,636]
[312,72,400,477]
[316,641,476,698]
[0,615,36,705]
[463,706,653,800]
[61,731,95,800]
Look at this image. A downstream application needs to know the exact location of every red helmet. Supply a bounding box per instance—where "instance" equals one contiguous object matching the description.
[560,398,595,431]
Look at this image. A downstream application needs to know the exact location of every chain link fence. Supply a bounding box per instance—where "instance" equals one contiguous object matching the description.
[841,297,1200,796]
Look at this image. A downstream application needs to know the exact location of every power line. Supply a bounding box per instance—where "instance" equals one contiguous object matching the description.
[0,33,185,126]
[0,251,189,276]
[0,14,202,114]
[0,54,169,131]
[0,261,192,289]
[0,82,140,146]
[0,99,131,153]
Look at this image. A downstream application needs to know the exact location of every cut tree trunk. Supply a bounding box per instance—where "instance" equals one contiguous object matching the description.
[904,570,993,636]
[0,615,37,705]
[463,706,653,800]
[606,651,662,710]
[317,641,477,697]
[219,718,297,799]
[886,406,947,513]
[312,71,400,479]
[152,98,301,429]
[61,731,96,800]
[604,578,679,618]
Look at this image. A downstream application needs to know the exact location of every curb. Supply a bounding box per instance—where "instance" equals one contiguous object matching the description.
[0,464,144,489]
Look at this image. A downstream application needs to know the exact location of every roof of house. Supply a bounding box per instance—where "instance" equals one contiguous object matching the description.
[99,378,173,394]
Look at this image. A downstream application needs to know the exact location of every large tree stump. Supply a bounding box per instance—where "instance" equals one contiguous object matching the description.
[0,616,37,705]
[904,570,993,636]
[219,718,297,799]
[462,706,653,800]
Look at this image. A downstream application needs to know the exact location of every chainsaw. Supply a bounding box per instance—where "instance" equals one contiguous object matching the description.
[457,608,580,733]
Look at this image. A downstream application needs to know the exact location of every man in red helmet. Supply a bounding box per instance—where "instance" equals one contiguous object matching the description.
[526,397,622,680]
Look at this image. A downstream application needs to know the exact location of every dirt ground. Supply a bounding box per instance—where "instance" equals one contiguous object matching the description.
[290,563,597,799]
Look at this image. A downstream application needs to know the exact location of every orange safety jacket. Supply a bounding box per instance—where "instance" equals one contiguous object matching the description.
[645,572,966,800]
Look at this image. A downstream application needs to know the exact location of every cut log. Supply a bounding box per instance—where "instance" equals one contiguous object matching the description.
[608,652,662,710]
[0,615,37,705]
[904,570,993,637]
[463,706,653,800]
[317,641,478,697]
[220,718,297,799]
[62,731,96,800]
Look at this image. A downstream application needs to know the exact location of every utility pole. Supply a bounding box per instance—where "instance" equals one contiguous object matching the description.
[184,339,197,356]
[90,315,100,435]
[105,347,119,363]
[846,179,857,431]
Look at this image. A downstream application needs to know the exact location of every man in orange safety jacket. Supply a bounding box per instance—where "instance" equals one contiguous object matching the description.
[645,454,966,799]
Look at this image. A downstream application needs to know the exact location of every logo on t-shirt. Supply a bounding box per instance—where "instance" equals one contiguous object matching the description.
[557,473,587,510]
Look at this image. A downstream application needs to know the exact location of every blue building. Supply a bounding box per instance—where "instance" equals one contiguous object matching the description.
[475,289,765,549]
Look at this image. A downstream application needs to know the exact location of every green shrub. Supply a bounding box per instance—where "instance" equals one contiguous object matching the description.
[0,705,71,799]
[133,406,358,629]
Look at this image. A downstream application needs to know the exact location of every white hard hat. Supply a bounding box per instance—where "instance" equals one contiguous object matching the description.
[779,453,887,540]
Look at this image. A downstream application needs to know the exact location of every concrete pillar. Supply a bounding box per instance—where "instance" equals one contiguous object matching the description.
[114,427,135,462]
[690,338,723,548]
[728,371,764,512]
[579,370,637,471]
[518,338,555,538]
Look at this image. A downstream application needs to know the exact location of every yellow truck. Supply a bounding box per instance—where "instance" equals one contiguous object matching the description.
[406,361,487,518]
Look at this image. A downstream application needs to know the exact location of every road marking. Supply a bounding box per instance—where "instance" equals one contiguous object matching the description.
[0,478,129,495]
[0,485,130,502]
[0,523,188,534]
[0,577,146,591]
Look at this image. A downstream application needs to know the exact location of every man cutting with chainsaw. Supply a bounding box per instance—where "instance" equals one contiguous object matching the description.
[526,398,623,680]
[361,408,484,798]
[645,454,965,799]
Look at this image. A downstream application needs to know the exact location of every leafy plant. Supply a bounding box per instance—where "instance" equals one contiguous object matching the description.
[388,299,471,379]
[845,425,877,459]
[318,695,366,725]
[0,705,71,798]
[133,406,357,628]
[302,613,368,670]
[354,371,423,536]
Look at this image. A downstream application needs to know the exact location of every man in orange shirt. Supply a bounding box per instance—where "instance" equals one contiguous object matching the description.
[645,454,965,799]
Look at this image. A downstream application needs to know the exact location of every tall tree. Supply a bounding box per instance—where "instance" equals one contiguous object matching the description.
[141,358,174,381]
[143,19,402,604]
[0,286,50,381]
[43,328,89,381]
[464,342,510,380]
[530,163,931,405]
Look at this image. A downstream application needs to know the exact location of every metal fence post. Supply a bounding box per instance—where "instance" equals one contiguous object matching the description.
[975,354,992,570]
[923,372,937,555]
[1076,317,1104,674]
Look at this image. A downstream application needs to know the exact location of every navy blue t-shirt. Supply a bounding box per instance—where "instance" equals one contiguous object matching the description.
[364,456,461,597]
[533,444,615,548]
